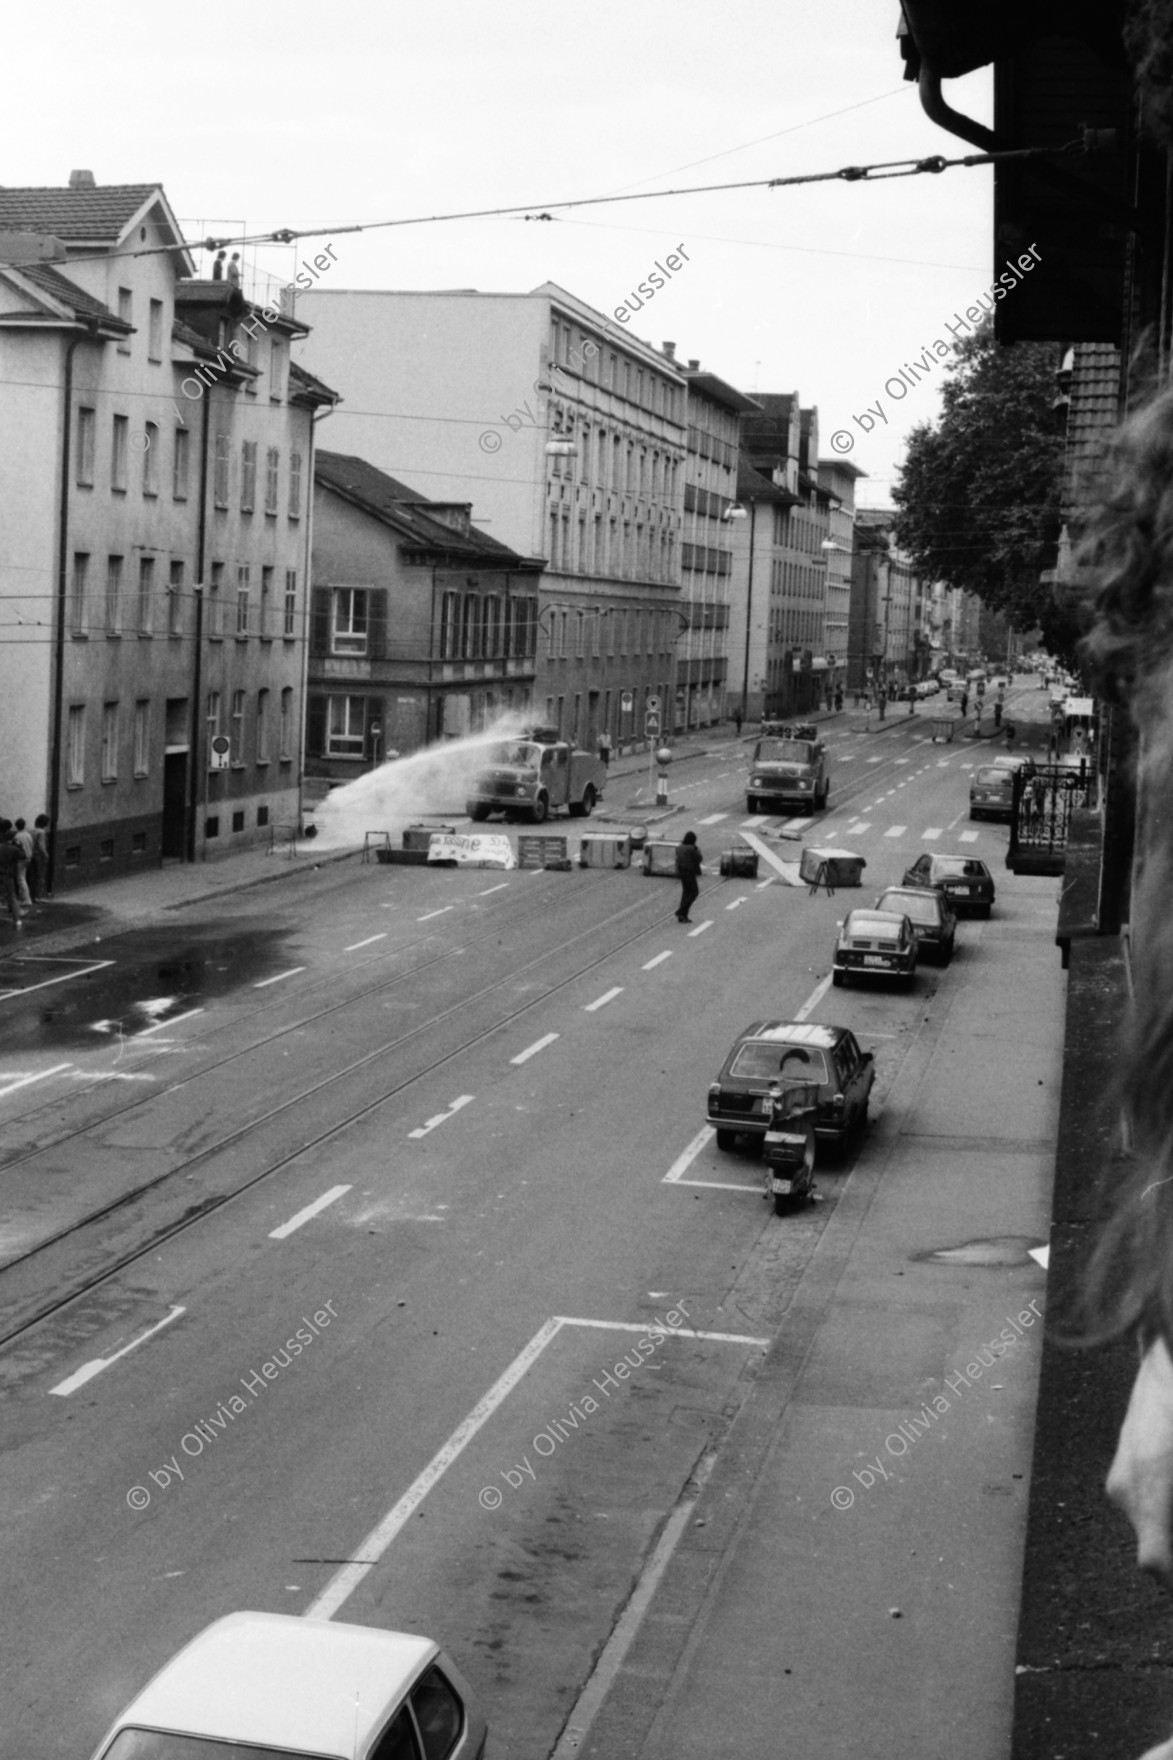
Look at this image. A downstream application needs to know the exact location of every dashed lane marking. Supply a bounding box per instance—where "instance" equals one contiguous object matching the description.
[795,973,833,1022]
[50,1306,186,1397]
[643,951,672,969]
[418,906,455,922]
[254,968,305,988]
[476,883,509,897]
[270,1184,353,1239]
[688,920,713,937]
[584,987,623,1011]
[725,897,748,911]
[696,812,728,825]
[958,830,979,843]
[0,1061,73,1099]
[740,816,769,828]
[135,1008,203,1038]
[511,1032,560,1065]
[409,1095,474,1138]
[345,933,387,952]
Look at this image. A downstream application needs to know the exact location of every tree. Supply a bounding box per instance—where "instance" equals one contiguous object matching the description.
[892,331,1081,660]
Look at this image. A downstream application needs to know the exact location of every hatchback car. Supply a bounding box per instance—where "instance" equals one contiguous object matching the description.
[86,1612,488,1760]
[832,909,918,988]
[874,885,956,963]
[969,765,1015,821]
[992,753,1037,781]
[707,1020,875,1146]
[902,852,995,916]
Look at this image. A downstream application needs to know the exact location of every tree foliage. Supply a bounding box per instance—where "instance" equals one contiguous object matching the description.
[891,331,1079,658]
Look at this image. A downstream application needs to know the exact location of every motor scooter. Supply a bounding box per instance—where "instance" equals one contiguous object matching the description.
[761,1079,818,1213]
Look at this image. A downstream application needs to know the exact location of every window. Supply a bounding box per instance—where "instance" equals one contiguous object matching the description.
[136,557,154,635]
[265,446,279,514]
[173,425,190,500]
[270,338,286,401]
[168,561,184,635]
[575,610,585,658]
[279,686,293,758]
[236,565,250,636]
[101,702,118,781]
[208,561,224,638]
[411,1667,463,1760]
[332,587,368,655]
[213,432,230,507]
[117,287,132,350]
[461,594,480,660]
[105,556,122,635]
[241,440,257,511]
[260,565,273,639]
[111,415,129,491]
[207,690,221,747]
[256,688,270,763]
[283,569,297,637]
[148,298,163,360]
[66,704,85,785]
[71,552,89,635]
[142,423,158,495]
[133,700,149,776]
[327,695,367,755]
[484,595,501,658]
[289,450,302,518]
[230,689,245,763]
[76,407,95,485]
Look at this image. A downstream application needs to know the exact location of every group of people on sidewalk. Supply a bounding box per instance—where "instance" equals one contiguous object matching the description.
[0,816,50,928]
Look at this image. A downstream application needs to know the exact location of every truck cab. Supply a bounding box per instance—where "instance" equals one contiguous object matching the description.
[466,731,606,824]
[746,723,829,814]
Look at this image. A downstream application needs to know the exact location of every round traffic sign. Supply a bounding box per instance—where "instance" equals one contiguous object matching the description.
[646,694,661,713]
[620,690,633,713]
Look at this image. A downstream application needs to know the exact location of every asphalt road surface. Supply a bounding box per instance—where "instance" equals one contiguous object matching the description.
[0,687,1050,1758]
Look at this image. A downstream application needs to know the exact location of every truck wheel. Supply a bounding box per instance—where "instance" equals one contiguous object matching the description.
[831,968,844,987]
[580,784,596,817]
[530,792,549,824]
[469,805,490,822]
[747,796,759,814]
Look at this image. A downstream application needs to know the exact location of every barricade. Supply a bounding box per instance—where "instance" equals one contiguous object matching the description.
[403,822,455,851]
[517,834,572,871]
[642,841,679,877]
[719,847,759,878]
[579,833,631,869]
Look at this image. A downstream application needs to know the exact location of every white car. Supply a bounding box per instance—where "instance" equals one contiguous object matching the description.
[87,1612,488,1760]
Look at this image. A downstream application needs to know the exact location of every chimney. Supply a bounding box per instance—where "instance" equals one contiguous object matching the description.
[69,169,96,189]
[687,358,700,370]
[662,341,676,359]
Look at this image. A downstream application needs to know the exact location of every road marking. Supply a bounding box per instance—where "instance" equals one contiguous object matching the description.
[739,832,804,887]
[838,754,856,762]
[476,883,509,896]
[345,933,387,952]
[254,968,305,988]
[696,812,728,825]
[783,817,809,829]
[584,987,623,1012]
[0,957,114,999]
[866,757,883,763]
[643,951,672,970]
[688,920,712,937]
[418,906,454,922]
[884,825,907,837]
[725,897,748,911]
[922,828,942,840]
[755,877,774,889]
[844,821,871,836]
[895,757,910,765]
[409,1095,474,1139]
[511,1032,559,1065]
[937,759,951,767]
[662,1126,761,1193]
[740,815,769,828]
[270,1184,352,1239]
[0,1061,73,1099]
[135,1008,204,1038]
[50,1306,186,1397]
[947,808,967,829]
[958,830,979,843]
[795,972,833,1021]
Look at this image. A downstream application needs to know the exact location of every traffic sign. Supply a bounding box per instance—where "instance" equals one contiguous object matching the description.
[209,733,231,771]
[646,694,661,713]
[644,713,661,737]
[620,690,633,713]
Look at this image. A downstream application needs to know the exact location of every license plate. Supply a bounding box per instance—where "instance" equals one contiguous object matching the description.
[951,886,973,896]
[771,1179,793,1195]
[863,955,888,967]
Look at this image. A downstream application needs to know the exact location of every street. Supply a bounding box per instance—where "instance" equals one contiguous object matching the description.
[0,688,1059,1759]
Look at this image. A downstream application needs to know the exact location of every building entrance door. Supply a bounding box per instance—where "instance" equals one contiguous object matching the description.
[162,751,187,859]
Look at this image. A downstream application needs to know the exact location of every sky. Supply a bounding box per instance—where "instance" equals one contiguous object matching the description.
[5,0,994,505]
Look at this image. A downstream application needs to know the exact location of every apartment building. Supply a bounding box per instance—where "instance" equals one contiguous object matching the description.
[817,456,866,690]
[851,510,931,693]
[307,450,542,783]
[0,174,336,888]
[293,283,686,753]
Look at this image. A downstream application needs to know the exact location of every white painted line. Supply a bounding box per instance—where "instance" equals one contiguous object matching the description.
[254,967,305,988]
[782,817,809,830]
[642,951,672,970]
[408,1095,475,1139]
[269,1184,352,1239]
[345,933,387,952]
[947,808,967,829]
[476,883,509,897]
[937,759,951,767]
[50,1306,185,1397]
[844,821,871,836]
[755,877,774,889]
[739,832,804,887]
[884,825,907,838]
[922,827,942,840]
[725,897,748,911]
[663,1127,715,1183]
[740,815,769,828]
[958,830,979,843]
[838,754,856,762]
[671,1175,763,1194]
[0,958,114,998]
[584,987,623,1012]
[561,1316,769,1347]
[866,756,883,763]
[696,812,728,825]
[687,920,713,937]
[511,1032,559,1065]
[417,906,455,922]
[795,972,833,1022]
[895,757,910,765]
[135,1008,203,1039]
[0,1061,73,1099]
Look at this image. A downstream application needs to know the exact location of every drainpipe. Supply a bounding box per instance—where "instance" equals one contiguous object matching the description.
[48,320,100,895]
[186,381,213,862]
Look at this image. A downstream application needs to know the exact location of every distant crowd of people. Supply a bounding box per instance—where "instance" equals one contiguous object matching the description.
[0,815,50,928]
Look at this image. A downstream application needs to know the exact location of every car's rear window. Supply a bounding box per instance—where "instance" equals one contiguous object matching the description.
[846,914,904,938]
[933,858,988,878]
[100,1733,333,1760]
[976,768,1009,785]
[730,1043,830,1082]
[878,893,937,923]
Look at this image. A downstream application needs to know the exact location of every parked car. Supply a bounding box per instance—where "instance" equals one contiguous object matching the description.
[969,765,1016,821]
[86,1612,488,1760]
[874,885,957,963]
[707,1021,875,1146]
[901,852,996,916]
[992,753,1037,780]
[832,908,918,988]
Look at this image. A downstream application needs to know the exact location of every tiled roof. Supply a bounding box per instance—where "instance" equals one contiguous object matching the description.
[0,184,162,239]
[735,460,799,506]
[289,360,339,404]
[3,262,122,324]
[314,451,534,564]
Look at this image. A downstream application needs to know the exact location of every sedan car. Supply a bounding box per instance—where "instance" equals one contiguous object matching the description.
[832,908,918,988]
[874,885,956,963]
[708,1020,875,1146]
[86,1612,488,1760]
[902,851,995,916]
[969,764,1016,821]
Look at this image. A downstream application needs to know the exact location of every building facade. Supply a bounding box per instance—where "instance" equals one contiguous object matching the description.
[817,456,866,690]
[0,176,336,888]
[293,284,686,755]
[851,509,931,694]
[307,451,542,783]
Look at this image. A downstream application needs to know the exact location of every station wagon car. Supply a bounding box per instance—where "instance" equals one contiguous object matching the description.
[86,1611,488,1760]
[832,909,917,987]
[969,765,1015,821]
[874,885,956,963]
[901,852,995,917]
[707,1020,875,1146]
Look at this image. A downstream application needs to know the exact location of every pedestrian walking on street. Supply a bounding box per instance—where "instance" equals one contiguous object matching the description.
[11,819,33,908]
[732,705,743,738]
[960,690,969,718]
[994,699,1003,730]
[674,830,702,923]
[0,824,24,928]
[30,814,50,901]
[597,729,612,767]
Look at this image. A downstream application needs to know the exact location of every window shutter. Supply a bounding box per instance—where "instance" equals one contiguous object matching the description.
[310,588,331,656]
[306,694,327,757]
[368,589,387,660]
